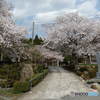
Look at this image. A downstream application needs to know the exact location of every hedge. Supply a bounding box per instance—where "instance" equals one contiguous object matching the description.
[76,64,97,80]
[13,69,48,94]
[30,69,48,87]
[13,81,30,93]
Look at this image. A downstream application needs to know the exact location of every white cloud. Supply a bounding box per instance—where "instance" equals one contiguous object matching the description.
[51,0,76,9]
[13,8,27,18]
[77,0,98,17]
[9,0,99,20]
[35,0,100,23]
[12,0,53,19]
[8,0,100,36]
[36,9,77,23]
[11,0,77,19]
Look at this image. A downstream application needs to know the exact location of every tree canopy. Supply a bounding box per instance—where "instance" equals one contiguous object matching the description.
[0,0,27,62]
[45,13,100,57]
[33,35,43,45]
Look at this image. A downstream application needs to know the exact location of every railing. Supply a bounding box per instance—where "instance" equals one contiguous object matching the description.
[29,69,48,90]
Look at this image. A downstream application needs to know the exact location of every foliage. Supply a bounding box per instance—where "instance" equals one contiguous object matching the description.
[32,49,44,64]
[13,81,30,93]
[0,69,48,95]
[45,13,100,64]
[22,38,32,45]
[33,35,43,45]
[0,88,14,96]
[0,0,27,62]
[34,64,45,73]
[22,35,43,46]
[30,69,48,87]
[79,64,97,66]
[76,64,97,80]
[13,69,48,94]
[63,56,76,71]
[0,63,22,87]
[63,56,73,63]
[21,38,34,49]
[0,80,8,88]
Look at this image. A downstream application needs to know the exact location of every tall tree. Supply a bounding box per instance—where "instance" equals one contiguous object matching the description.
[45,13,100,63]
[0,0,27,62]
[34,35,43,45]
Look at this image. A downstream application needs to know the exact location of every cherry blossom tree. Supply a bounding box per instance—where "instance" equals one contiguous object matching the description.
[0,0,27,62]
[45,13,100,64]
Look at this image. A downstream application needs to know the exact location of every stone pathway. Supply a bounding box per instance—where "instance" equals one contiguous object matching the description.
[17,67,93,100]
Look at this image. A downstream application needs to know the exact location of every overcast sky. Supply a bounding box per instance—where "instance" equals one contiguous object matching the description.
[8,0,100,37]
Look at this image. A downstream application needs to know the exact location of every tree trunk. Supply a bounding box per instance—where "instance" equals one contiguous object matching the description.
[89,55,92,64]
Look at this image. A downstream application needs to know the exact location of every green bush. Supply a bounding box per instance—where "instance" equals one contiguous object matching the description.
[0,63,22,87]
[31,69,48,87]
[64,56,73,62]
[79,64,97,66]
[0,80,8,88]
[77,64,97,80]
[63,56,75,71]
[33,35,43,45]
[43,69,48,75]
[13,69,48,93]
[13,81,30,93]
[34,65,45,73]
[31,73,42,87]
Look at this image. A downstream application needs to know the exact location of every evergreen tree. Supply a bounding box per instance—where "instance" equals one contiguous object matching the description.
[34,35,43,45]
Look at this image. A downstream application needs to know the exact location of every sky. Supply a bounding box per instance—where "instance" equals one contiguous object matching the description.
[8,0,100,38]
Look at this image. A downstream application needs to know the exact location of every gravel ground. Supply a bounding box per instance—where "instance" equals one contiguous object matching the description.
[16,67,93,100]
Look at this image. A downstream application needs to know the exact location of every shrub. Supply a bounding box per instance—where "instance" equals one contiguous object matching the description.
[88,69,96,78]
[13,81,30,93]
[63,56,75,71]
[30,69,48,87]
[76,64,97,80]
[31,74,42,87]
[0,80,8,88]
[34,65,45,73]
[64,56,73,62]
[12,69,48,94]
[0,63,22,87]
[43,69,48,76]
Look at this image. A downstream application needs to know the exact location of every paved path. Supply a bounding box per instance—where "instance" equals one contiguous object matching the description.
[17,67,93,100]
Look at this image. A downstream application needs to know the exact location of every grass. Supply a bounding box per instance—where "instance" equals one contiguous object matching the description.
[0,88,12,95]
[0,88,23,100]
[79,63,97,66]
[0,88,18,96]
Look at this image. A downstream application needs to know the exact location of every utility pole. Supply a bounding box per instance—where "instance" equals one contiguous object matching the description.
[32,21,35,44]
